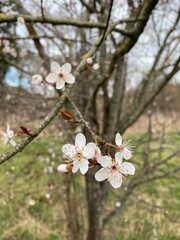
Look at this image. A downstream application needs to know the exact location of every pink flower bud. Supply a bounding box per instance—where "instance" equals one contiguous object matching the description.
[57,164,72,173]
[86,58,93,65]
[31,75,43,85]
[17,16,25,25]
[92,63,99,70]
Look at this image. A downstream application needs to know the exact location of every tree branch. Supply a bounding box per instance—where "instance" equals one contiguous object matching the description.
[40,0,45,19]
[2,58,33,75]
[0,92,67,165]
[68,97,100,141]
[0,14,145,35]
[96,0,114,51]
[120,56,180,132]
[92,0,159,135]
[79,0,97,13]
[0,25,110,165]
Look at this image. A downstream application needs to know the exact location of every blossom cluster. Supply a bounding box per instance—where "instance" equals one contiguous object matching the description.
[58,133,135,189]
[31,59,99,89]
[0,124,16,147]
[0,40,17,58]
[30,62,76,89]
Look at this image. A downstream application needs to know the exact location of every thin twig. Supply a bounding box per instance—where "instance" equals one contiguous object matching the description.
[67,97,100,141]
[3,58,33,75]
[96,0,114,51]
[40,0,45,19]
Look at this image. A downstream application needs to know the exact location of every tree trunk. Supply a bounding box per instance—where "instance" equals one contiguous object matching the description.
[85,168,108,240]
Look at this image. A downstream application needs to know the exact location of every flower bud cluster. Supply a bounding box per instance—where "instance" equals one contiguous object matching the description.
[86,58,99,71]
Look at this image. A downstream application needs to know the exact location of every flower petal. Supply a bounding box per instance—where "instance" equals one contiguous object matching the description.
[7,130,14,138]
[79,158,89,174]
[95,147,101,158]
[51,61,61,73]
[9,139,16,147]
[61,63,71,73]
[72,161,79,173]
[121,162,135,175]
[115,133,122,146]
[82,145,95,159]
[108,172,122,189]
[97,156,112,167]
[56,80,65,89]
[64,73,75,84]
[46,73,58,83]
[87,142,96,148]
[87,142,101,158]
[75,133,86,150]
[115,152,123,164]
[123,148,132,160]
[0,129,5,134]
[62,144,76,158]
[2,136,8,145]
[6,124,10,132]
[95,168,109,181]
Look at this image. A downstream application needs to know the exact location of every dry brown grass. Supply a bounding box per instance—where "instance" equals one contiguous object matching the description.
[1,208,54,240]
[126,112,179,134]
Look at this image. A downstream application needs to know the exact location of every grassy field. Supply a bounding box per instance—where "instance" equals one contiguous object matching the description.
[0,133,179,240]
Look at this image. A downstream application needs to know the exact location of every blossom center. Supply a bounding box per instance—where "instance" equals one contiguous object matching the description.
[58,71,65,79]
[7,131,13,139]
[76,150,83,160]
[111,163,118,171]
[117,145,124,151]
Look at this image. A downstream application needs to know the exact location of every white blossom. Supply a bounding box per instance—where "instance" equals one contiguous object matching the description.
[46,62,75,89]
[115,133,132,160]
[92,63,99,70]
[95,153,135,189]
[31,74,43,85]
[0,124,16,147]
[62,133,95,175]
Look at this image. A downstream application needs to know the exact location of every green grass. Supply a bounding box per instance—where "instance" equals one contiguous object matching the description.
[105,131,180,240]
[0,135,66,240]
[0,132,179,239]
